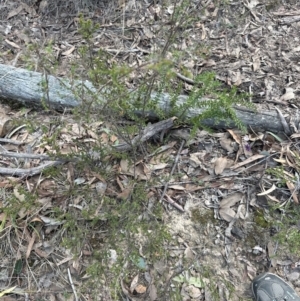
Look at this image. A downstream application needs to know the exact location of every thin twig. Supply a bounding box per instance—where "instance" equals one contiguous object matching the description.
[164,194,185,212]
[68,268,78,301]
[159,140,185,204]
[0,138,25,145]
[176,72,195,85]
[0,151,52,160]
[0,160,64,176]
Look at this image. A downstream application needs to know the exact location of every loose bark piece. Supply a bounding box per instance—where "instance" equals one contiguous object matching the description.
[0,63,290,133]
[114,117,176,152]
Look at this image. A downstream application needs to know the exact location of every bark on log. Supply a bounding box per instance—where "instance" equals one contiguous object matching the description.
[0,63,291,133]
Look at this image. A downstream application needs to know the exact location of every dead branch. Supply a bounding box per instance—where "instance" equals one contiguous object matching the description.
[0,63,293,133]
[0,160,64,176]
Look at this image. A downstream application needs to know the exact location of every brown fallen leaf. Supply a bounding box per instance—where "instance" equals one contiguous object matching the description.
[130,274,139,293]
[117,187,133,200]
[280,87,294,101]
[5,39,21,49]
[135,284,147,294]
[120,159,151,180]
[286,181,298,204]
[219,207,236,222]
[26,231,37,259]
[62,45,75,56]
[219,137,235,153]
[214,157,227,175]
[227,129,242,145]
[169,184,186,190]
[7,5,24,19]
[34,248,50,258]
[219,192,243,209]
[148,283,157,301]
[231,154,265,170]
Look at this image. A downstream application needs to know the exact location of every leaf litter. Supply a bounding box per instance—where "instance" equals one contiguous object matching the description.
[1,0,300,300]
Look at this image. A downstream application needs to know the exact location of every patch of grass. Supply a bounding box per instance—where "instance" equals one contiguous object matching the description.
[264,142,300,256]
[271,204,300,256]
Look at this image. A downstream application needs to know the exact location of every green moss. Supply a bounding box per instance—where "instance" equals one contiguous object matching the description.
[253,209,270,228]
[191,208,215,224]
[265,0,280,11]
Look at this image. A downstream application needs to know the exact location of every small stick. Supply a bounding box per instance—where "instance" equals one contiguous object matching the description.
[0,138,25,145]
[0,160,63,176]
[68,268,78,301]
[0,151,52,160]
[159,140,185,204]
[164,194,185,212]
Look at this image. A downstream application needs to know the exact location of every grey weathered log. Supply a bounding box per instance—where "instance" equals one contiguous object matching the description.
[0,63,289,133]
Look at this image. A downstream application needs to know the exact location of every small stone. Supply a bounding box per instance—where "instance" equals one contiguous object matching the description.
[287,272,300,282]
[231,227,244,239]
[185,285,201,299]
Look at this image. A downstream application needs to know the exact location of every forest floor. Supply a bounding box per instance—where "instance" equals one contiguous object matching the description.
[1,0,300,300]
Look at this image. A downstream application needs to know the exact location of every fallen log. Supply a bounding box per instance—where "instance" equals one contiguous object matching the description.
[0,63,292,134]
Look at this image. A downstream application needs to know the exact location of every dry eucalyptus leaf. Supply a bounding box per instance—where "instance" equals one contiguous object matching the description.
[252,56,261,71]
[13,186,26,202]
[39,215,64,226]
[286,181,298,204]
[169,185,186,190]
[120,159,150,180]
[5,39,21,49]
[7,5,24,19]
[185,285,202,299]
[62,46,75,56]
[204,59,216,66]
[247,265,257,280]
[21,2,36,15]
[219,207,236,222]
[17,31,31,44]
[184,247,195,260]
[147,163,168,171]
[228,70,242,86]
[149,283,157,301]
[280,87,294,101]
[219,192,243,209]
[214,157,227,175]
[220,137,235,153]
[142,26,154,38]
[130,274,139,293]
[189,153,202,167]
